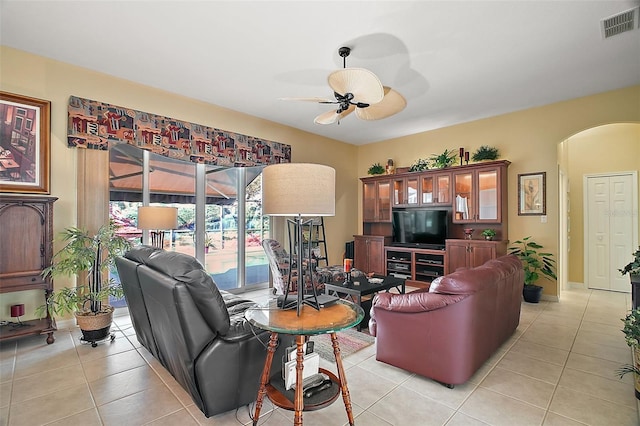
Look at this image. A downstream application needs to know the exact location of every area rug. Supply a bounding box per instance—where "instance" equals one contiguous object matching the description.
[310,329,375,362]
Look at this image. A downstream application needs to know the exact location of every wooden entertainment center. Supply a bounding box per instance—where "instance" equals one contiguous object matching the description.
[355,160,510,287]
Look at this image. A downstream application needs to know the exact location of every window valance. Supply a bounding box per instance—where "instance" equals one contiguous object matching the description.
[67,96,291,167]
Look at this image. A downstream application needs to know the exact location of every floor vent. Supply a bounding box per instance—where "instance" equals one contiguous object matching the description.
[601,7,639,39]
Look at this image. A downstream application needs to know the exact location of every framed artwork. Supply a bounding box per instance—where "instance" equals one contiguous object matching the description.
[0,92,51,194]
[518,172,546,215]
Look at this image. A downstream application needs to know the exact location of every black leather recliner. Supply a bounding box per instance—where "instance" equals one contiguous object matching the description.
[115,246,291,417]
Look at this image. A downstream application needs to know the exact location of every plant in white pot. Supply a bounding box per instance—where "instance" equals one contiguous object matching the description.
[508,236,556,303]
[36,221,132,346]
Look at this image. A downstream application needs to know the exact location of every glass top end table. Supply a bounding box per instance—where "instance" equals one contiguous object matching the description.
[245,299,364,425]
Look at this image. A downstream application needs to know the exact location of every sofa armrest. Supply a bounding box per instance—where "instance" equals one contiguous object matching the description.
[373,291,468,313]
[369,291,467,336]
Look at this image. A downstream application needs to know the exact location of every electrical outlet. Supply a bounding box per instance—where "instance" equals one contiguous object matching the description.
[541,215,547,223]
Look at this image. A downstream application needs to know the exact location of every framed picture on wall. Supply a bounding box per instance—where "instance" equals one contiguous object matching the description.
[0,92,51,194]
[518,172,546,215]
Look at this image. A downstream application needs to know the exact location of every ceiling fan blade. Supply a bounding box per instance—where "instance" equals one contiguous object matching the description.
[355,87,407,121]
[314,106,355,125]
[278,97,336,103]
[327,68,384,105]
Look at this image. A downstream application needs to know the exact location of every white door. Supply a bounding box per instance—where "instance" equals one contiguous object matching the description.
[585,173,637,292]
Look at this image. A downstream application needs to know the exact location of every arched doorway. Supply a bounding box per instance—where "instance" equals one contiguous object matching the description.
[558,123,640,297]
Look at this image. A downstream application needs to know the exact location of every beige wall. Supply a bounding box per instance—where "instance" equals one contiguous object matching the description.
[356,85,640,297]
[1,45,639,318]
[0,46,359,320]
[562,123,640,284]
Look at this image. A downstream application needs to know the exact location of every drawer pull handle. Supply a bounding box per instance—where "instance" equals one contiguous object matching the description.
[31,277,36,282]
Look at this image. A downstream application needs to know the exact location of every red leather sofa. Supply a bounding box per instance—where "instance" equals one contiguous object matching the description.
[369,255,524,387]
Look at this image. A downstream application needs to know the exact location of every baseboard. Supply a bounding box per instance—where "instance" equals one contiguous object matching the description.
[568,281,586,289]
[541,294,559,302]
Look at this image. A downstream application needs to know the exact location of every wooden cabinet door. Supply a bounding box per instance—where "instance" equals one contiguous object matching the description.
[353,236,369,272]
[376,181,392,222]
[445,240,469,273]
[453,171,474,222]
[353,235,386,275]
[468,242,496,268]
[362,181,377,222]
[393,176,419,207]
[476,168,499,222]
[421,172,452,206]
[367,237,386,274]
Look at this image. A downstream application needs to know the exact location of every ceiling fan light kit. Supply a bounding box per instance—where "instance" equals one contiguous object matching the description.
[282,46,406,125]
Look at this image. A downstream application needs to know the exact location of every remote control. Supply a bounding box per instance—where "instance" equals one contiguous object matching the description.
[304,380,332,398]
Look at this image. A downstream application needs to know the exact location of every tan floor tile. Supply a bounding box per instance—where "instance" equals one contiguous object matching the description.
[574,329,629,352]
[459,387,546,426]
[570,339,631,364]
[8,383,94,426]
[146,408,200,425]
[480,367,555,409]
[338,365,397,409]
[558,367,637,409]
[549,386,638,425]
[403,374,477,410]
[74,331,135,362]
[497,351,564,384]
[13,346,80,379]
[542,411,589,426]
[0,357,14,384]
[445,411,491,426]
[0,405,8,426]
[97,385,182,425]
[11,364,87,403]
[0,382,10,408]
[509,339,570,366]
[353,410,394,425]
[359,355,413,384]
[45,407,102,426]
[579,319,624,336]
[276,399,365,426]
[368,386,454,426]
[520,322,578,351]
[89,364,164,406]
[566,352,633,385]
[82,348,146,382]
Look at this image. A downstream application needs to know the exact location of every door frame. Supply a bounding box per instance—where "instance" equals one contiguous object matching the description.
[583,171,638,291]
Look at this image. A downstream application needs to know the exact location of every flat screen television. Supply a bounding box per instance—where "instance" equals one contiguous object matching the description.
[392,208,448,248]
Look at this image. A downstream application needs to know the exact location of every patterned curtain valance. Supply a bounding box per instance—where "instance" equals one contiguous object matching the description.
[67,96,291,167]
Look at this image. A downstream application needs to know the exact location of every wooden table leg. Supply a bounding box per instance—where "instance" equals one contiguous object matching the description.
[253,332,279,426]
[331,332,355,426]
[294,335,305,426]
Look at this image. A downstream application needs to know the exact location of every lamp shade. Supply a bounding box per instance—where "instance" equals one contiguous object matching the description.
[262,163,335,216]
[137,206,178,230]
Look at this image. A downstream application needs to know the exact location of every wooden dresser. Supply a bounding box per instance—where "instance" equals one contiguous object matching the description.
[0,195,57,344]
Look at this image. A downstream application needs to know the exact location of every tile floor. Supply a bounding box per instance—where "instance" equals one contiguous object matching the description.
[1,287,638,426]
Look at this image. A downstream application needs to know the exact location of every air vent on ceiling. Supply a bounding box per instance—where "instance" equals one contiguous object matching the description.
[601,7,639,39]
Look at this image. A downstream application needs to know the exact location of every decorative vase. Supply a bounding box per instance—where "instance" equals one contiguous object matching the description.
[484,236,493,241]
[464,228,474,239]
[522,285,543,303]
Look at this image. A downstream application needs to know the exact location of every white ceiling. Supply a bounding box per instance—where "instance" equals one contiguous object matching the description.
[2,1,639,145]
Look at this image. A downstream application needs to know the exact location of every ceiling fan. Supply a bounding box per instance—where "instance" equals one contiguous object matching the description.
[281,46,407,125]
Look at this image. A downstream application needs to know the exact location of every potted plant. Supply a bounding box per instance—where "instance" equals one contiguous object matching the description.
[429,149,457,169]
[508,236,556,303]
[471,145,500,161]
[36,221,132,345]
[367,163,385,175]
[619,247,640,307]
[618,308,640,399]
[409,158,430,172]
[481,229,497,241]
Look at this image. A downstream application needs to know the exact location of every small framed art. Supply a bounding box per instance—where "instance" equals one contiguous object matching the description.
[518,172,546,215]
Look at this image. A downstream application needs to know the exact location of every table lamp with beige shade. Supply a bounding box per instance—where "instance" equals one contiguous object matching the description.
[137,206,178,249]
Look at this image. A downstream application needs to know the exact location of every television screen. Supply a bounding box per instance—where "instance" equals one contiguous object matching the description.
[392,209,448,247]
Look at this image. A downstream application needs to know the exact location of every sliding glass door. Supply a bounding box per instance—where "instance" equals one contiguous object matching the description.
[109,144,269,293]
